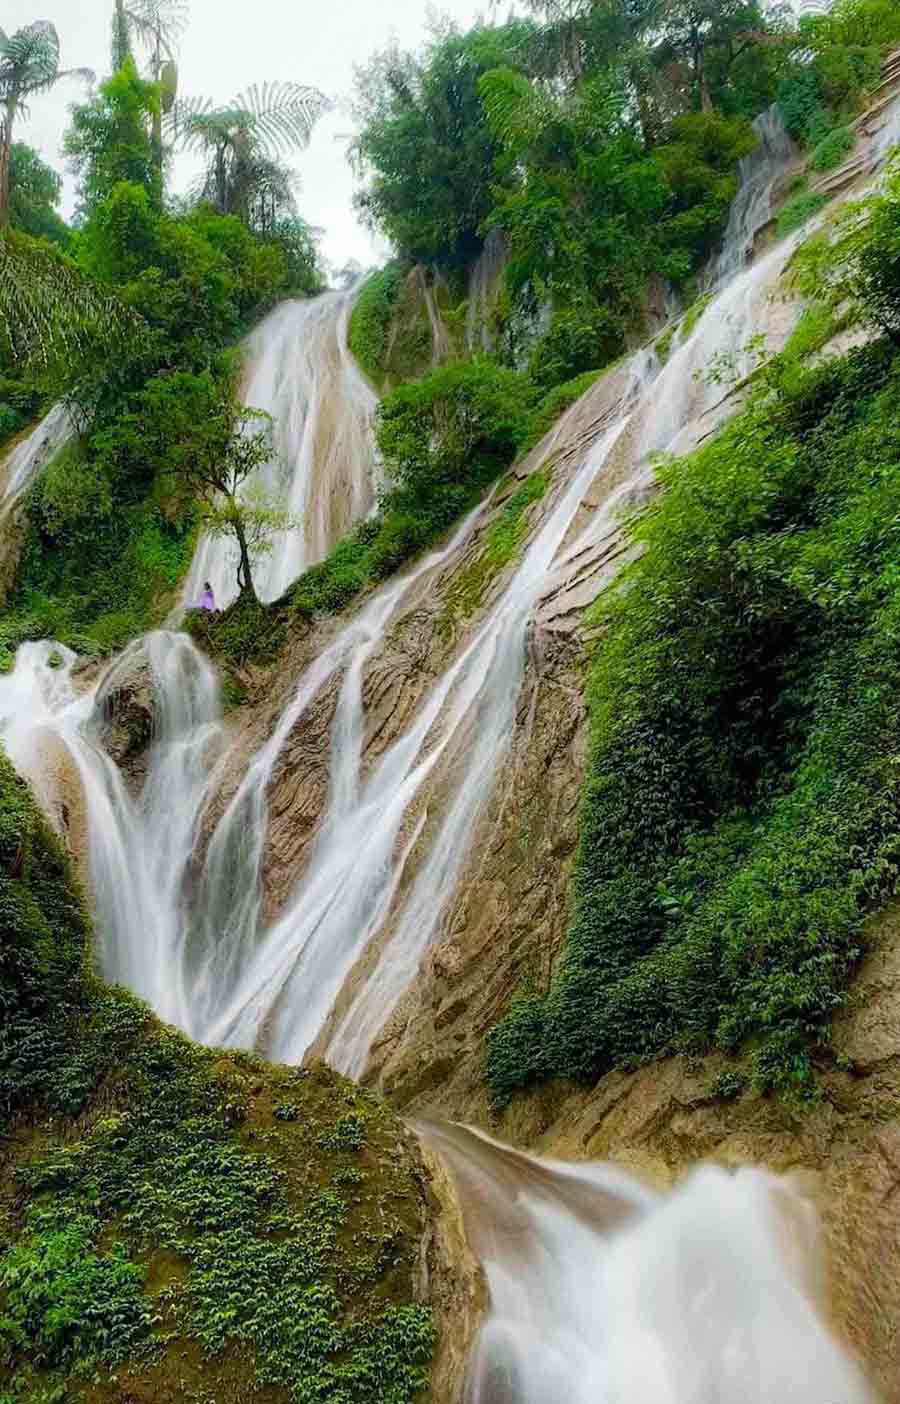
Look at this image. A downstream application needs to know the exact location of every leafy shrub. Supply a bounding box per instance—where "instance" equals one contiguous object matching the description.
[348,264,405,384]
[0,1226,151,1372]
[809,125,855,171]
[776,190,829,238]
[528,306,623,390]
[488,339,900,1107]
[376,357,535,496]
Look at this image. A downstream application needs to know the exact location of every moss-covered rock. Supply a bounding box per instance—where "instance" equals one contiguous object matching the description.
[0,754,435,1403]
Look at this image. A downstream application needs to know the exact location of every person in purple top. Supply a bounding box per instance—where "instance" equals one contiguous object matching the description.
[199,581,216,612]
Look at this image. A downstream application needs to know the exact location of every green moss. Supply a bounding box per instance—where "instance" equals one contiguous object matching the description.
[681,294,713,343]
[0,753,434,1402]
[654,325,676,364]
[439,470,549,631]
[488,339,900,1108]
[185,591,290,676]
[781,301,852,363]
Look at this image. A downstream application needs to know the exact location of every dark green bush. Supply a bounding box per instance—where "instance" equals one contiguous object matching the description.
[809,126,855,171]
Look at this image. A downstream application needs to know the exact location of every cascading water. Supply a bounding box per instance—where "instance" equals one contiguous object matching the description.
[0,631,225,1026]
[3,120,897,1404]
[1,230,801,1074]
[705,104,796,288]
[0,402,72,524]
[422,1123,871,1404]
[183,288,379,610]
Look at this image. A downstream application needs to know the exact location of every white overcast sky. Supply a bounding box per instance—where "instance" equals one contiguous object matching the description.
[5,0,488,271]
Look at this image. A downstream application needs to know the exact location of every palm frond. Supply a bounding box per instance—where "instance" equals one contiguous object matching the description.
[0,21,60,96]
[231,81,330,153]
[0,232,143,369]
[478,66,557,152]
[123,0,188,61]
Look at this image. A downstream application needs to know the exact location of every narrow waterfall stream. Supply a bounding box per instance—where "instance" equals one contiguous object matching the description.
[2,113,895,1396]
[183,287,379,609]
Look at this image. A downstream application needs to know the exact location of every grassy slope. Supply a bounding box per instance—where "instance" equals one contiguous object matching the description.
[0,754,433,1404]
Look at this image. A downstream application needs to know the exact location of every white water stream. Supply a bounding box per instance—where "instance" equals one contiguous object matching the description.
[183,289,379,609]
[0,402,73,524]
[0,234,805,1065]
[423,1123,870,1404]
[2,112,896,1401]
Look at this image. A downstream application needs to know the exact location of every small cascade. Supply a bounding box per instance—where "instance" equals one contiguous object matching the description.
[465,230,507,353]
[706,104,796,288]
[183,288,379,610]
[0,403,72,523]
[0,631,225,1027]
[422,1123,870,1404]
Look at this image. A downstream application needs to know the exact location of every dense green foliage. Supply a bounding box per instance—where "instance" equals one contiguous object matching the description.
[351,2,795,388]
[488,335,900,1107]
[5,182,302,651]
[347,263,405,385]
[776,0,900,146]
[353,22,536,266]
[0,753,434,1401]
[6,143,70,248]
[2,14,325,649]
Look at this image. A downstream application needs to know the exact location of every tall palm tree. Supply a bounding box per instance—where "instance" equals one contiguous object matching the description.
[0,22,93,225]
[172,82,328,219]
[112,0,187,184]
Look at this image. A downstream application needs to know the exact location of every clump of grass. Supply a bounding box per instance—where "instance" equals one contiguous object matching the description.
[808,126,855,173]
[776,189,829,239]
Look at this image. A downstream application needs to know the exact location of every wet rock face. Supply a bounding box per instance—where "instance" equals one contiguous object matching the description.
[92,662,155,774]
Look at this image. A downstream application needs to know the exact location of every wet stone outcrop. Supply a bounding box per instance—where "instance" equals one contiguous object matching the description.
[91,659,155,775]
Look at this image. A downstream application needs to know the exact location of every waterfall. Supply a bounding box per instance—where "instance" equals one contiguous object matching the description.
[182,288,379,610]
[421,1123,870,1404]
[0,403,73,525]
[0,232,801,1071]
[2,122,896,1404]
[189,234,796,1076]
[0,631,226,1027]
[706,104,796,289]
[465,230,507,354]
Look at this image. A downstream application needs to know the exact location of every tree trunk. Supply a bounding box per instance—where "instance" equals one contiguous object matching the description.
[151,27,164,207]
[0,102,15,228]
[215,144,227,215]
[232,512,257,601]
[694,35,713,112]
